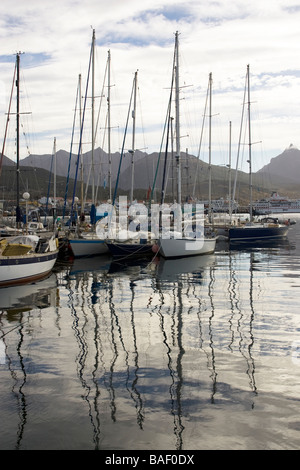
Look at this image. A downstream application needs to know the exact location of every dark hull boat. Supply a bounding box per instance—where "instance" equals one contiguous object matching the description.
[229,219,289,243]
[106,239,155,258]
[229,66,289,246]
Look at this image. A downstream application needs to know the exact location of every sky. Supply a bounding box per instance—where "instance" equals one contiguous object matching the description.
[1,0,300,173]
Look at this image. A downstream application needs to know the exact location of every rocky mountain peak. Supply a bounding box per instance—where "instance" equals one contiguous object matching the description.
[257,144,300,183]
[286,143,298,151]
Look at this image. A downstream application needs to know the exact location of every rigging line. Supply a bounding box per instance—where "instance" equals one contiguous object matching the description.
[136,85,150,186]
[82,39,107,208]
[192,79,209,197]
[94,53,108,144]
[232,69,247,203]
[93,56,110,203]
[85,71,108,205]
[0,321,29,340]
[63,77,80,218]
[94,116,108,202]
[137,86,146,148]
[150,42,177,204]
[112,75,135,206]
[0,62,17,177]
[44,139,56,225]
[20,123,31,155]
[150,100,171,204]
[161,100,173,205]
[71,38,93,215]
[20,89,32,149]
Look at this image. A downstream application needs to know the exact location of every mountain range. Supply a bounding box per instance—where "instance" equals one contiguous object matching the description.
[1,143,299,204]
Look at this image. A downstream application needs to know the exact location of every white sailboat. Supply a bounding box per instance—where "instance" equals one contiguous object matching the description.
[0,234,58,287]
[0,53,58,286]
[156,32,216,258]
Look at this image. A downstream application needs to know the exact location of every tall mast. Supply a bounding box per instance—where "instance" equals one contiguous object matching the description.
[53,137,57,222]
[228,120,232,220]
[16,52,21,227]
[107,49,112,201]
[170,116,175,199]
[130,70,138,204]
[79,73,84,217]
[175,31,181,204]
[91,28,95,205]
[247,64,253,222]
[208,72,212,223]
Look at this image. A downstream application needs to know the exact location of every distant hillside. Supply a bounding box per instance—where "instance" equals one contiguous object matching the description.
[1,144,299,204]
[19,148,147,187]
[18,148,255,202]
[0,164,78,203]
[0,154,15,167]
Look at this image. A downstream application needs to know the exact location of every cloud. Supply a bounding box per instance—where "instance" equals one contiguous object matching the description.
[0,0,299,174]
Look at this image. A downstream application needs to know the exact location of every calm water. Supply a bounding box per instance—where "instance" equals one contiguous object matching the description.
[1,216,300,450]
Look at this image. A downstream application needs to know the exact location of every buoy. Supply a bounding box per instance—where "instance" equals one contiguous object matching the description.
[152,244,159,253]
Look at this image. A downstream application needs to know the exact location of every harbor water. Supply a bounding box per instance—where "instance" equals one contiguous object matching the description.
[1,216,300,450]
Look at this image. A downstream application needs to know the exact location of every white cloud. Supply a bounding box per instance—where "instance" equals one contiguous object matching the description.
[0,0,299,173]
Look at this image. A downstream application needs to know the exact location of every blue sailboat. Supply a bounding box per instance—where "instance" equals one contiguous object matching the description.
[68,30,109,257]
[106,70,157,259]
[229,218,289,243]
[229,65,289,244]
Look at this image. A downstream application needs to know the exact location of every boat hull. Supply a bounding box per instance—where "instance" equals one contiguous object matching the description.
[106,241,154,258]
[254,207,300,215]
[229,225,289,242]
[69,238,109,257]
[157,237,216,258]
[0,251,58,287]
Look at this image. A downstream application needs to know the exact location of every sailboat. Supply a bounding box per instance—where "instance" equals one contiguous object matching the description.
[106,70,157,258]
[0,53,59,286]
[229,65,289,244]
[156,32,216,258]
[68,30,109,257]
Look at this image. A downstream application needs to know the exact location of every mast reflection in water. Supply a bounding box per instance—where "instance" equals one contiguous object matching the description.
[1,218,300,450]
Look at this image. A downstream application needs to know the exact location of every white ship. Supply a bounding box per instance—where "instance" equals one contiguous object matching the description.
[253,192,300,214]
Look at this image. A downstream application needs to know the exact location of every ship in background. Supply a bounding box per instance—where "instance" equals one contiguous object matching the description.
[253,191,300,215]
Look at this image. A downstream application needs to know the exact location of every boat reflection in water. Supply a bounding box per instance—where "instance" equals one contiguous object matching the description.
[0,273,59,449]
[0,273,58,314]
[1,224,300,449]
[56,250,261,449]
[155,253,215,280]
